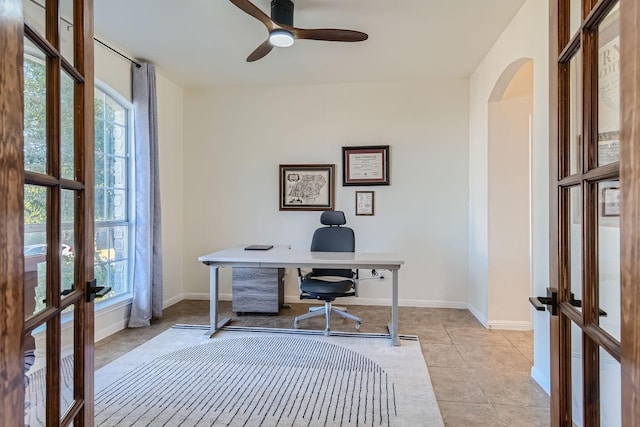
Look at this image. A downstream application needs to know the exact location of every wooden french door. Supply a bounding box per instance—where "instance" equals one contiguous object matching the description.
[0,0,95,425]
[547,0,640,425]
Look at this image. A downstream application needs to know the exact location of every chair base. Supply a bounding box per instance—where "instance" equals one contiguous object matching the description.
[293,301,361,336]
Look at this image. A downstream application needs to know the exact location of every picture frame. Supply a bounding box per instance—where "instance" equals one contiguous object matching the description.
[279,164,335,211]
[342,145,390,186]
[355,191,374,216]
[601,187,620,217]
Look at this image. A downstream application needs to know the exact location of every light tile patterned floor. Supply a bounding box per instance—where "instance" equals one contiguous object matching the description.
[95,300,550,426]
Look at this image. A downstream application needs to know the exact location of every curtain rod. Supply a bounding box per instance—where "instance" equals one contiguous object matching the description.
[28,0,142,68]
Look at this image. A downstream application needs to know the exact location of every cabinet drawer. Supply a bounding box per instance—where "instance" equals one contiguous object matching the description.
[232,268,284,314]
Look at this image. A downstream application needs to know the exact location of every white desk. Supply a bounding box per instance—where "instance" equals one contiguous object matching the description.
[199,245,405,346]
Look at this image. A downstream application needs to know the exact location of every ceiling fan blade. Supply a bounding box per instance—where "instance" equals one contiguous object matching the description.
[229,0,275,31]
[292,28,368,42]
[247,40,274,62]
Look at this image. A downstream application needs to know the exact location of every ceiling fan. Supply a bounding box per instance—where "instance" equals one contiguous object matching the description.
[229,0,368,62]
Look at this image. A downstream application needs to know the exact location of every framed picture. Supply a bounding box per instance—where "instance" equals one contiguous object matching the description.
[601,187,620,217]
[279,164,335,211]
[342,145,390,186]
[355,191,374,216]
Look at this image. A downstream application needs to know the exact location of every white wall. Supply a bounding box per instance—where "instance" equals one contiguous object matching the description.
[488,91,532,327]
[182,80,470,307]
[468,0,551,390]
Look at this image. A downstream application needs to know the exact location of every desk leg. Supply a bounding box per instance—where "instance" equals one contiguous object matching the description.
[209,266,231,337]
[388,269,400,346]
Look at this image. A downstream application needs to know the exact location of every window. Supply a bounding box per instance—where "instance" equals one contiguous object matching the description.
[23,53,134,309]
[94,85,134,301]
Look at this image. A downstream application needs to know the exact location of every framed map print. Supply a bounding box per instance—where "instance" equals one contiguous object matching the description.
[279,164,335,211]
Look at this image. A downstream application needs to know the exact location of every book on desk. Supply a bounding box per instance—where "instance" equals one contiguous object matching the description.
[244,245,273,251]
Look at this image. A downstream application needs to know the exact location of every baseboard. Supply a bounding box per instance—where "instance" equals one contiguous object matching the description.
[467,303,488,327]
[531,365,551,395]
[163,294,184,309]
[487,320,533,330]
[94,294,186,343]
[180,293,468,309]
[182,292,217,300]
[95,319,129,342]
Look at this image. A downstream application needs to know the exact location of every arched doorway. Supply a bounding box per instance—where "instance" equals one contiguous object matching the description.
[487,59,534,328]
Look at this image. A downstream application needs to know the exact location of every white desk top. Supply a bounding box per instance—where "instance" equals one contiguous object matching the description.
[199,245,404,270]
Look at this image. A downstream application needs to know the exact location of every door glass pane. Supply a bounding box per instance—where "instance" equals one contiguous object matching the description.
[24,40,47,175]
[597,4,620,167]
[61,190,75,296]
[23,0,46,34]
[570,0,582,38]
[598,181,620,340]
[61,70,75,180]
[24,325,47,427]
[571,322,584,427]
[59,0,74,63]
[600,348,621,426]
[61,309,76,417]
[24,185,48,319]
[569,186,582,305]
[569,51,583,175]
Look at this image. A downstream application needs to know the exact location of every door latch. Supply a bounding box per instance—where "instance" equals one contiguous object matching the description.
[529,287,558,315]
[87,279,111,302]
[568,293,607,317]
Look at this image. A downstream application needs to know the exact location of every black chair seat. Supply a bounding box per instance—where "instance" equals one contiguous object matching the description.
[300,278,354,297]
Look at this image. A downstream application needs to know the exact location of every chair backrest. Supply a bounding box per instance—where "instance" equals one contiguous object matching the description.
[310,211,354,278]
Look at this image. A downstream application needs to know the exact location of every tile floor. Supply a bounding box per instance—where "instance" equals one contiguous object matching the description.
[95,300,550,426]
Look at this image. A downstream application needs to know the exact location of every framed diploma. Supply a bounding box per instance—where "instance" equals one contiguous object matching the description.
[355,191,374,216]
[342,145,390,186]
[601,187,620,217]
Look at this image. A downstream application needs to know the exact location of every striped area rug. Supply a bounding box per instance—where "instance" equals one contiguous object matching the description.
[94,327,443,426]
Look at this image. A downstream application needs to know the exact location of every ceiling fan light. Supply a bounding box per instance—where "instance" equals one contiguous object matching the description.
[269,30,294,48]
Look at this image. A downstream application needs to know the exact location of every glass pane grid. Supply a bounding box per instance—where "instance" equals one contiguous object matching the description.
[597,5,620,167]
[598,180,620,341]
[60,70,75,180]
[23,52,47,175]
[568,51,583,177]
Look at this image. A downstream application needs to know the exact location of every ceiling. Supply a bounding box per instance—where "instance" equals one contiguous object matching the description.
[93,0,527,88]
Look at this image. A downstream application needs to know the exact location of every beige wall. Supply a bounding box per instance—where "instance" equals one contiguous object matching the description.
[488,92,532,326]
[182,80,470,307]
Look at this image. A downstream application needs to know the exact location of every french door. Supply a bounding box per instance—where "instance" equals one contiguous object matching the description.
[548,0,640,425]
[0,0,95,425]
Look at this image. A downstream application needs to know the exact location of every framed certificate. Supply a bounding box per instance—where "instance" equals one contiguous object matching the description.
[355,191,374,216]
[342,145,390,186]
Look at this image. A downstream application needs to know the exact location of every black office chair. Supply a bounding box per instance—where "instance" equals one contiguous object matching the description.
[293,210,361,335]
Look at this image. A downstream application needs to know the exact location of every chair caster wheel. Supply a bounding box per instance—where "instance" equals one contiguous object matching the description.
[355,321,361,330]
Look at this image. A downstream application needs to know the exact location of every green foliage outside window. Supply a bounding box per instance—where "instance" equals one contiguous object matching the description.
[24,55,132,313]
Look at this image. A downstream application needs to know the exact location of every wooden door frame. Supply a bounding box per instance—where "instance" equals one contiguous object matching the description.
[620,0,640,424]
[0,1,26,424]
[549,0,640,425]
[1,0,95,425]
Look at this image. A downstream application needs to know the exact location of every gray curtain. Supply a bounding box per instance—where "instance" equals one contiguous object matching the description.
[128,63,163,328]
